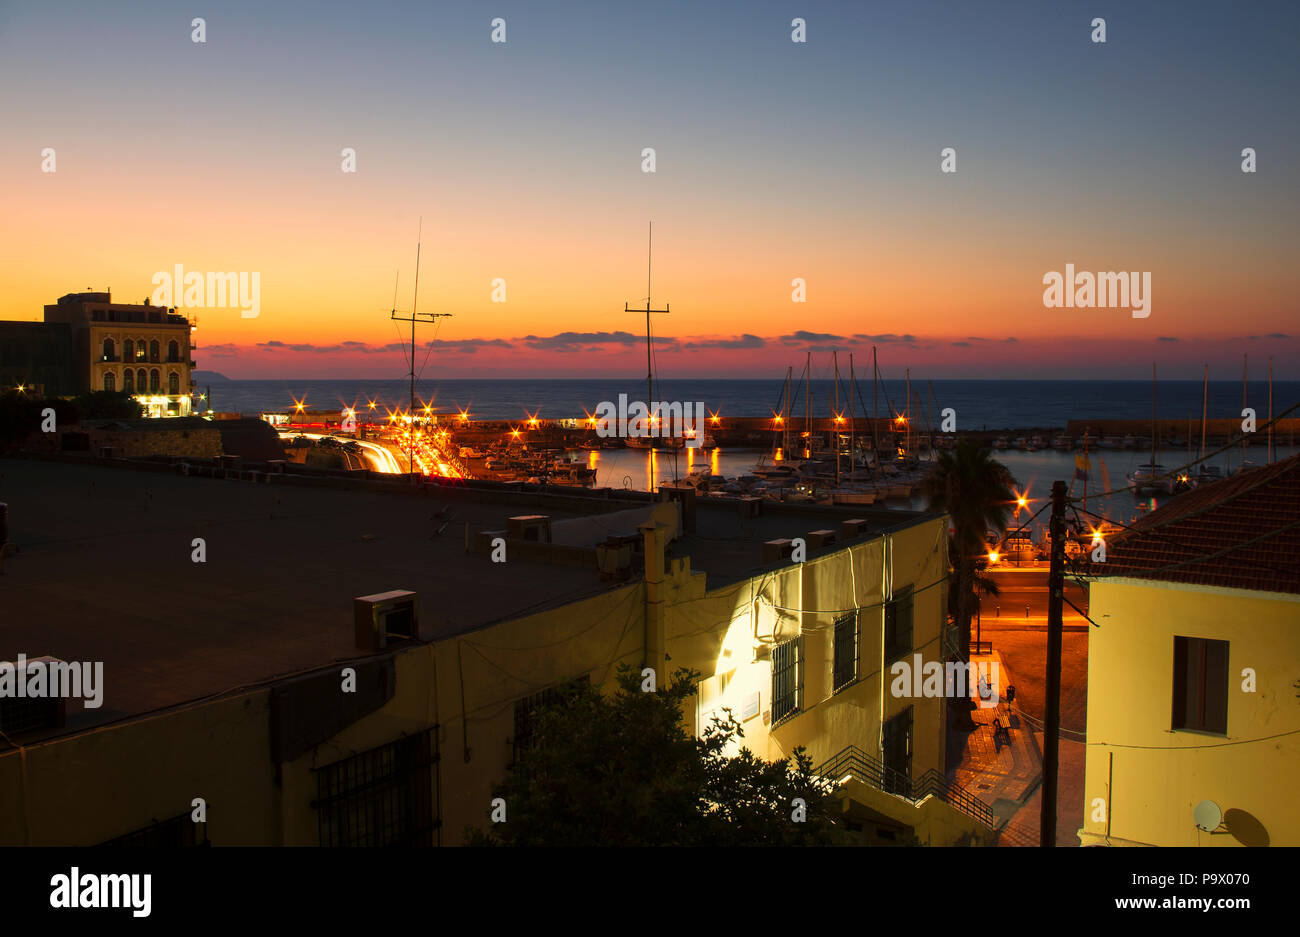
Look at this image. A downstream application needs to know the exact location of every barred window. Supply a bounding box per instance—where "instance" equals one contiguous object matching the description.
[100,811,208,847]
[512,675,589,764]
[314,729,439,846]
[833,612,859,691]
[884,585,914,662]
[771,636,803,724]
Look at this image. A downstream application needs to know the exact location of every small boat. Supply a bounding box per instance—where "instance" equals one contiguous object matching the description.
[1051,434,1073,450]
[1030,435,1046,449]
[1194,465,1225,486]
[1127,463,1170,494]
[1013,437,1035,451]
[992,436,1010,450]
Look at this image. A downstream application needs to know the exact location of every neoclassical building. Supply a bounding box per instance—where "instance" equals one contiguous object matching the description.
[44,291,196,416]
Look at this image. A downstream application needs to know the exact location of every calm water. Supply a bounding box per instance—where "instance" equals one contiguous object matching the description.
[200,378,1300,431]
[568,443,1300,534]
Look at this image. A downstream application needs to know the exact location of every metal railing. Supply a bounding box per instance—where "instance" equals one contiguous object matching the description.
[815,744,994,829]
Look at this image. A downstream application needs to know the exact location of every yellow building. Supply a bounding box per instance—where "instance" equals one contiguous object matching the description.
[0,459,992,846]
[1080,454,1300,847]
[44,291,195,416]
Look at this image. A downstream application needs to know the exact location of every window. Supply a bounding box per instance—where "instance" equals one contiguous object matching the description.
[136,368,146,391]
[1172,637,1229,734]
[833,612,859,691]
[123,370,134,393]
[884,585,914,662]
[149,340,160,362]
[168,371,180,394]
[102,338,115,361]
[512,676,590,764]
[123,339,134,361]
[168,340,179,361]
[100,811,208,847]
[149,369,160,392]
[771,636,803,724]
[103,371,116,392]
[314,729,439,846]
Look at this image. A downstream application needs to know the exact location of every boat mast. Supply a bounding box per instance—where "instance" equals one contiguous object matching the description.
[1268,356,1274,464]
[1151,361,1157,473]
[805,351,811,459]
[833,350,840,485]
[1241,354,1248,467]
[872,346,879,461]
[623,222,669,446]
[784,366,791,456]
[1200,363,1208,463]
[905,368,911,460]
[849,354,856,482]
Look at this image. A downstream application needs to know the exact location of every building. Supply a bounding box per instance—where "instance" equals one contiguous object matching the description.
[1080,454,1300,847]
[0,457,993,846]
[0,321,76,395]
[42,291,196,416]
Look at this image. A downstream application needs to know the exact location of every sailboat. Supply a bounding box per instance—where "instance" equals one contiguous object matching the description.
[1128,363,1170,495]
[624,223,684,452]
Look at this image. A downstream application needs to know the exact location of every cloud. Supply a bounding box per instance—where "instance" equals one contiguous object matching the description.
[951,341,973,347]
[250,338,512,355]
[851,333,919,344]
[683,334,765,350]
[781,330,845,345]
[1157,336,1179,342]
[520,331,676,352]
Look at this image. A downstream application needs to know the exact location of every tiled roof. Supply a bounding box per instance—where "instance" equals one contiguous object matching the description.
[1086,453,1300,595]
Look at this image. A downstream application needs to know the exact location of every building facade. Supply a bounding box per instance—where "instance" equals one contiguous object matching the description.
[43,291,196,416]
[1080,454,1300,847]
[0,462,992,846]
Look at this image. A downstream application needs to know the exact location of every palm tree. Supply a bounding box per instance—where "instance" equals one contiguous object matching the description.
[920,438,1016,663]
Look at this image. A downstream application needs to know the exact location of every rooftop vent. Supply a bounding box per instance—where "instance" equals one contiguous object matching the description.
[353,590,419,652]
[840,518,871,540]
[0,656,68,734]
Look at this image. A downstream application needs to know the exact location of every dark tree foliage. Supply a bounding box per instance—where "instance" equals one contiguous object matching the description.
[69,390,144,421]
[0,391,79,451]
[467,666,846,846]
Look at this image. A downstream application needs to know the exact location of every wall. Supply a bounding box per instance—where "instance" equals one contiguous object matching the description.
[1081,577,1300,847]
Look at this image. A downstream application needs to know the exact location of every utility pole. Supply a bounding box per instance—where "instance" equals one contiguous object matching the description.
[624,222,669,416]
[1042,479,1068,847]
[390,221,452,478]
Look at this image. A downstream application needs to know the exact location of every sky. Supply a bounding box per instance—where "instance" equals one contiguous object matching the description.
[1,0,1297,380]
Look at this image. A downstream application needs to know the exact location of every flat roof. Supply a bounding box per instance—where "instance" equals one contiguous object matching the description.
[0,457,936,739]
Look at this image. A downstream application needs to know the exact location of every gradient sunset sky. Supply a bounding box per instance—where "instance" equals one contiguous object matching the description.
[1,0,1297,380]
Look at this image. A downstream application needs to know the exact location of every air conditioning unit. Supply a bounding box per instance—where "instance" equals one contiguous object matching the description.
[806,529,837,549]
[353,590,419,651]
[0,656,68,733]
[763,538,795,563]
[507,515,552,543]
[840,518,871,540]
[738,496,762,518]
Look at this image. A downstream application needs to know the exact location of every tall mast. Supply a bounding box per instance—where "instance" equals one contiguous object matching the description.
[623,222,669,439]
[849,354,856,482]
[872,345,878,459]
[1151,361,1157,471]
[905,367,911,459]
[1200,364,1208,462]
[1268,356,1274,464]
[389,217,452,478]
[784,366,792,456]
[805,351,811,459]
[1242,354,1248,467]
[833,350,840,484]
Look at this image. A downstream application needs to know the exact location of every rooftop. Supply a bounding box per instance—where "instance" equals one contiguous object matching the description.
[0,457,933,739]
[1087,452,1300,596]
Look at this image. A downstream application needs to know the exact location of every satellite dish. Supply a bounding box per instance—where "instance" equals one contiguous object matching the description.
[1193,800,1222,832]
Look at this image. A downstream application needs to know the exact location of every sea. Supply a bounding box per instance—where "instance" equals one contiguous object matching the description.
[200,377,1299,533]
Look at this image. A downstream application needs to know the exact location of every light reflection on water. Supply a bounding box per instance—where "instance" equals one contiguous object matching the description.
[571,444,1299,536]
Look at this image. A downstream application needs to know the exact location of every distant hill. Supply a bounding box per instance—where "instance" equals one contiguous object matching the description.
[191,370,231,382]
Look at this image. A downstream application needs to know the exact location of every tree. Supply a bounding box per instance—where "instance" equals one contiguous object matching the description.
[466,666,845,846]
[70,390,143,421]
[919,439,1016,664]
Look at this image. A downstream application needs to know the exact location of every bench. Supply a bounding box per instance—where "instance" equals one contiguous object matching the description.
[992,717,1011,748]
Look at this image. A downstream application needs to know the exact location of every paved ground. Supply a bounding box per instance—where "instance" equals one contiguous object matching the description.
[946,628,1090,846]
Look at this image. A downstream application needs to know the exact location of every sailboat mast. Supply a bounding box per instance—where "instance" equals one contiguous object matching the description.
[849,354,856,482]
[833,350,840,484]
[905,368,911,459]
[1268,356,1274,464]
[805,351,811,459]
[1200,364,1208,462]
[1151,362,1157,472]
[1242,354,1248,467]
[872,346,878,459]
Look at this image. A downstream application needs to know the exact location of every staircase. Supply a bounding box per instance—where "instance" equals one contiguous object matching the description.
[815,744,995,829]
